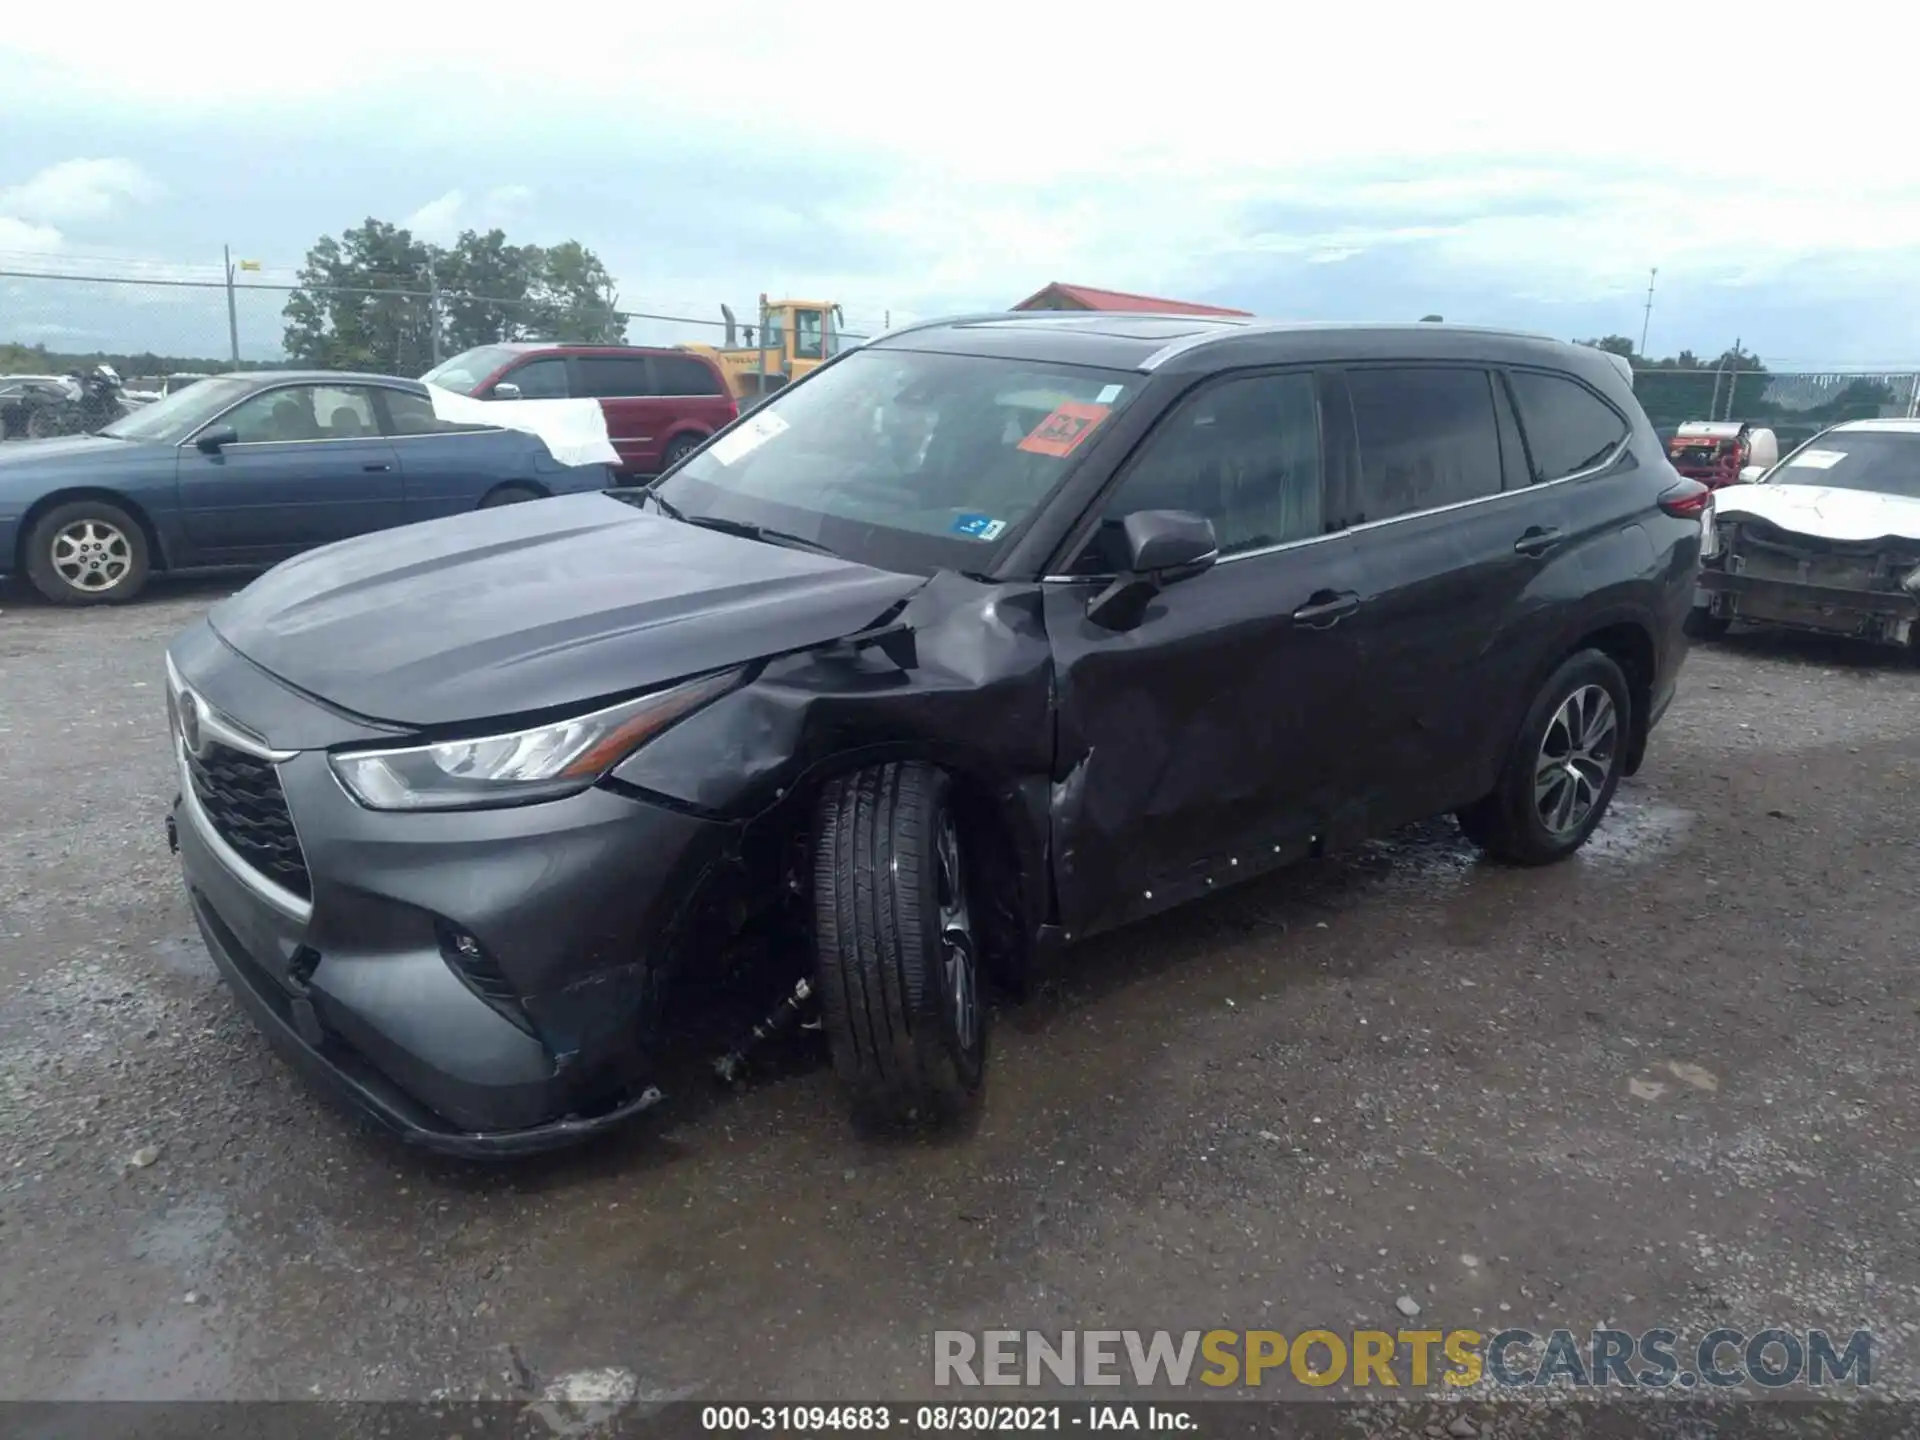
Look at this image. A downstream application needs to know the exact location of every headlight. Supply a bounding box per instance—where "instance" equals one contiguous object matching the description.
[329,667,744,811]
[1903,567,1920,595]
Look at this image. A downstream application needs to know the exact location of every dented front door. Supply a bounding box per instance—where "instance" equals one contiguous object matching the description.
[1042,535,1366,940]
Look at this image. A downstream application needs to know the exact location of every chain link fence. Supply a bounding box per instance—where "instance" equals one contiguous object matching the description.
[0,269,886,383]
[1631,366,1920,449]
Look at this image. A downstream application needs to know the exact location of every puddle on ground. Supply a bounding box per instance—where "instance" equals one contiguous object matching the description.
[1576,798,1695,866]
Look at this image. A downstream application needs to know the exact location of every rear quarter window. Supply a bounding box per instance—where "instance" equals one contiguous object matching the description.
[649,354,727,397]
[1508,370,1630,482]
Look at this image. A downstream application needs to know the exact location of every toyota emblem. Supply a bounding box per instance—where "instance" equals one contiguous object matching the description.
[177,690,204,756]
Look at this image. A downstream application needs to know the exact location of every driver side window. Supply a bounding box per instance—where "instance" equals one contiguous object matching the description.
[1075,372,1324,573]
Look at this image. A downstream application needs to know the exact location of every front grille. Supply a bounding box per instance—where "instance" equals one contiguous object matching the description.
[1728,533,1891,591]
[186,742,312,901]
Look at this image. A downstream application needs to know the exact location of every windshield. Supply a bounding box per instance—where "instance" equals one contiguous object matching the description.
[1765,430,1920,500]
[422,346,520,396]
[100,377,254,443]
[652,348,1140,575]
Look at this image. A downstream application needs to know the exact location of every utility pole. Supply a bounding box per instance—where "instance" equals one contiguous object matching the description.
[224,244,241,368]
[425,255,443,365]
[1638,267,1657,357]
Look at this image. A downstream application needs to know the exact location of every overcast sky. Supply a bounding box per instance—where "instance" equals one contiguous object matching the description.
[3,2,1917,369]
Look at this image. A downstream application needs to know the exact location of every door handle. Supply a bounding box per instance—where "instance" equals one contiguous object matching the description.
[1291,590,1360,629]
[1513,526,1562,556]
[362,462,393,473]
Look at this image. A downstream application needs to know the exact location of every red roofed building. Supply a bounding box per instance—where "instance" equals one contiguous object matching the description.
[1011,281,1251,318]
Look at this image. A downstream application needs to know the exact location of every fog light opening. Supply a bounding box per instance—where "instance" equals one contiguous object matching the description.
[435,921,538,1037]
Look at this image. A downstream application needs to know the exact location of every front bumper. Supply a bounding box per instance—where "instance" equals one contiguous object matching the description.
[1697,569,1919,645]
[167,652,729,1156]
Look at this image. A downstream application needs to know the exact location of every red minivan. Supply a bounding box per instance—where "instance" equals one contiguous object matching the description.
[423,343,737,476]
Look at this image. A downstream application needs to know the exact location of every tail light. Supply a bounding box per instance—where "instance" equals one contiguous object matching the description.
[1658,479,1713,519]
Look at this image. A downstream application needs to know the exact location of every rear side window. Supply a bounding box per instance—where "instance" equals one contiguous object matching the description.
[496,358,569,399]
[572,357,653,398]
[649,354,726,397]
[1346,368,1502,523]
[1507,370,1629,482]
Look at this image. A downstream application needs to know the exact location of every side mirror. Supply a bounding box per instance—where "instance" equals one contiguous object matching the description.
[195,425,237,453]
[490,382,522,401]
[1087,509,1219,631]
[1737,464,1765,483]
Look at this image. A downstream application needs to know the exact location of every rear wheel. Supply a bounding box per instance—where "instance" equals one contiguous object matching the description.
[25,408,64,440]
[659,433,703,471]
[813,763,985,1125]
[1457,649,1631,866]
[478,483,542,509]
[25,500,151,604]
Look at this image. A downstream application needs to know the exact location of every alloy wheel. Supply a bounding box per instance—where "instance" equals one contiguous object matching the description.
[933,811,979,1053]
[50,519,133,594]
[1534,684,1618,837]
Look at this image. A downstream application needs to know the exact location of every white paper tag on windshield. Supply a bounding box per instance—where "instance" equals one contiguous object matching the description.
[1788,448,1845,469]
[1095,383,1124,404]
[709,409,789,467]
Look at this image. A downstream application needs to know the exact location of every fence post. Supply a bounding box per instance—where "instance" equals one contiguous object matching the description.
[223,245,240,367]
[1723,370,1738,422]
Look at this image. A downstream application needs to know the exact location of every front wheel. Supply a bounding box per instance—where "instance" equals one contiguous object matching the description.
[25,500,151,604]
[813,763,985,1125]
[1457,648,1631,866]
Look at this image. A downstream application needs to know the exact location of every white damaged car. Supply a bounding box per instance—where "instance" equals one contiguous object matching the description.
[1692,418,1920,649]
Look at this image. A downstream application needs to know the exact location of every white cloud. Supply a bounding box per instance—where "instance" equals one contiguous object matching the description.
[403,190,466,244]
[403,185,537,244]
[0,215,63,253]
[3,1,1918,356]
[0,157,157,224]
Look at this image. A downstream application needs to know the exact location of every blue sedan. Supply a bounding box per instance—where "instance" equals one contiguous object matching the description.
[0,371,617,604]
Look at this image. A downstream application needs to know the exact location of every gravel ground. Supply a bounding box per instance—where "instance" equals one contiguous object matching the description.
[0,576,1915,1413]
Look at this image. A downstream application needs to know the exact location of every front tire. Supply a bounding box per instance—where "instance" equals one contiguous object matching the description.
[25,500,150,605]
[1457,649,1631,866]
[813,763,985,1125]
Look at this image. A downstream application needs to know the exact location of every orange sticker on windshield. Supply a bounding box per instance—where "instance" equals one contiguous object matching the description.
[1017,402,1111,458]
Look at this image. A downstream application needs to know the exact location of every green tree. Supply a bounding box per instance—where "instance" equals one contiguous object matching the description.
[530,240,624,343]
[283,219,438,373]
[283,221,627,369]
[438,228,544,352]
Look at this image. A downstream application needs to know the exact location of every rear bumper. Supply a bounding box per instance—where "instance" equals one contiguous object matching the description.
[1698,569,1919,644]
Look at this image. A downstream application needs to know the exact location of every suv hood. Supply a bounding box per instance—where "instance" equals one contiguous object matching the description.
[209,491,928,727]
[1716,482,1920,544]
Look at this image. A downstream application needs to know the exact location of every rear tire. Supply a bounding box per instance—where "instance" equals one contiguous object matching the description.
[24,500,150,605]
[813,763,985,1126]
[659,434,703,471]
[1457,649,1631,866]
[478,483,542,509]
[1685,607,1731,641]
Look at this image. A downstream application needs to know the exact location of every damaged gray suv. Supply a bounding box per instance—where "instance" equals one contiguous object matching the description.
[165,315,1704,1154]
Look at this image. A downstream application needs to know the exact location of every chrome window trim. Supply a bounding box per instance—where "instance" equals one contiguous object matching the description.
[1041,441,1628,583]
[173,380,435,449]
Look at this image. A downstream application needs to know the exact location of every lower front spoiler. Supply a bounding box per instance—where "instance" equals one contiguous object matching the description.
[1697,570,1919,645]
[190,888,663,1159]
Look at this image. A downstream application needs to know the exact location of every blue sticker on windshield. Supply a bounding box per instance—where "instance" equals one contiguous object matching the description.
[951,513,1007,541]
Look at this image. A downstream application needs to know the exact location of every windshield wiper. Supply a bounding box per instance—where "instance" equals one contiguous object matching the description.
[647,491,838,557]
